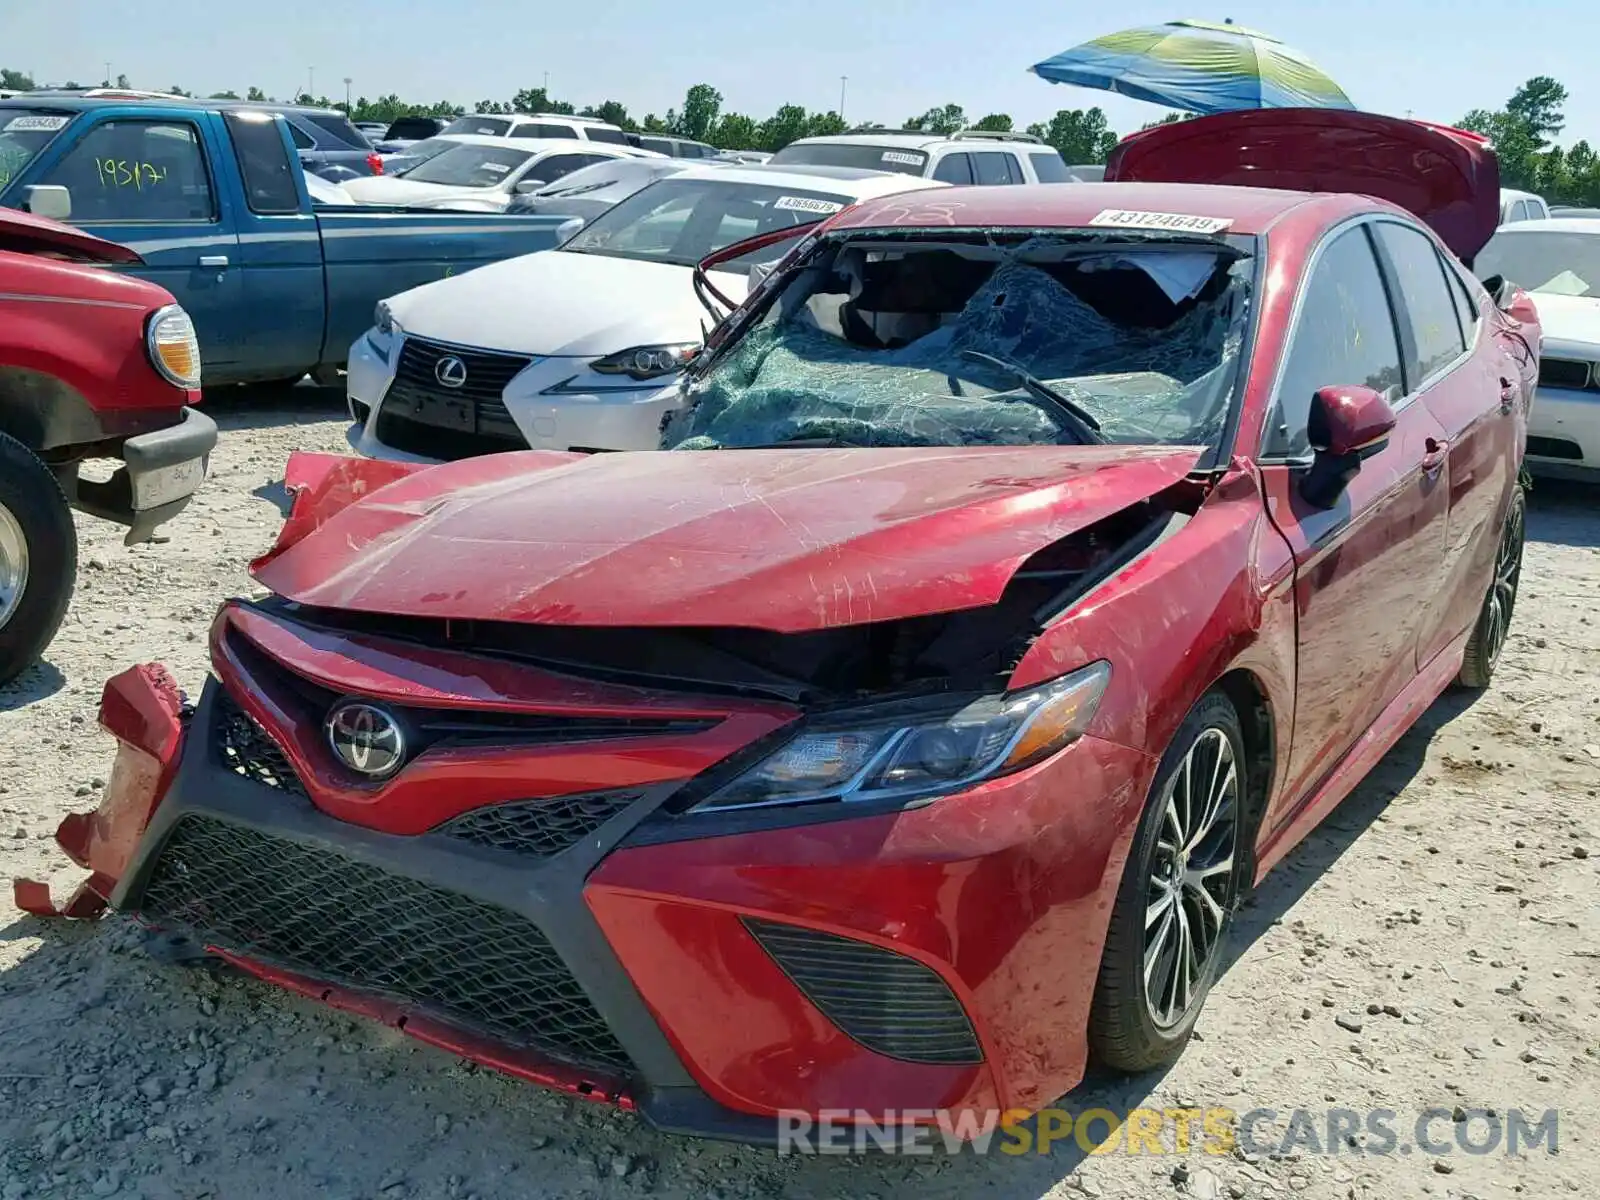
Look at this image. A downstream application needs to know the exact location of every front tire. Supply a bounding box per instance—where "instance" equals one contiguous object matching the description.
[0,432,77,687]
[1088,690,1246,1072]
[1456,486,1525,689]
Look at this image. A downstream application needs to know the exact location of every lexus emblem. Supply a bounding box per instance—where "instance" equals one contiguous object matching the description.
[434,355,468,389]
[325,702,406,780]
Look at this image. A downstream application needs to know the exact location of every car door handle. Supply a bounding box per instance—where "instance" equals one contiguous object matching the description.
[1421,437,1450,473]
[198,255,229,268]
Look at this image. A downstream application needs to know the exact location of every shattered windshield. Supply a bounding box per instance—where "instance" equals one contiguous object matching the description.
[1476,231,1600,298]
[663,232,1255,451]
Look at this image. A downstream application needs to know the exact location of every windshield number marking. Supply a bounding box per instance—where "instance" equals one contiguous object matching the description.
[773,196,844,214]
[1089,209,1233,234]
[881,151,925,166]
[4,115,70,132]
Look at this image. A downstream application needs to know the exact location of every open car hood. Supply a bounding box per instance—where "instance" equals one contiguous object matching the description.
[253,445,1202,633]
[0,208,144,264]
[1106,109,1500,262]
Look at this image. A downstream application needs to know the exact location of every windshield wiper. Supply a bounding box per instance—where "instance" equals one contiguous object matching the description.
[959,350,1105,444]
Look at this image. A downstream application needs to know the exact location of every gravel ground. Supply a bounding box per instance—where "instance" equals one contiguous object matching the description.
[2,391,1596,1200]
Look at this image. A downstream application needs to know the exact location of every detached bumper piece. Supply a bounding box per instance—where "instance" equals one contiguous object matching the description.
[137,815,634,1075]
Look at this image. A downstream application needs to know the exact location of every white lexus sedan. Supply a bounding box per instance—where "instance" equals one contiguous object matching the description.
[345,165,948,460]
[1476,219,1600,480]
[337,135,656,212]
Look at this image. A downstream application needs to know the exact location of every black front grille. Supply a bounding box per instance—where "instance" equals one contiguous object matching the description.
[138,816,633,1075]
[1538,357,1594,390]
[744,918,983,1065]
[439,791,643,857]
[375,337,532,460]
[213,691,307,797]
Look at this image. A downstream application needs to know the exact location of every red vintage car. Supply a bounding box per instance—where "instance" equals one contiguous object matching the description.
[19,111,1539,1143]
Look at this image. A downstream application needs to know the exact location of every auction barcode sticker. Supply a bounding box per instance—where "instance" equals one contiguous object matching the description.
[4,115,70,132]
[1089,209,1233,234]
[773,195,844,214]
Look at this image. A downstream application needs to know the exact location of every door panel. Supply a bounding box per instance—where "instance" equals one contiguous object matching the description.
[38,115,243,369]
[1258,223,1451,831]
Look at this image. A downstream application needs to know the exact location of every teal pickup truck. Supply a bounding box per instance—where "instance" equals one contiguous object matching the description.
[0,96,573,388]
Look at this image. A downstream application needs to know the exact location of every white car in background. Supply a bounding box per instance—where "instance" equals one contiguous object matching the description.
[346,165,948,460]
[504,156,711,222]
[1476,219,1600,479]
[440,112,633,146]
[336,136,656,211]
[1499,188,1551,225]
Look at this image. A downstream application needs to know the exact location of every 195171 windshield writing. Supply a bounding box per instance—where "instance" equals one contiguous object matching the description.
[95,158,168,189]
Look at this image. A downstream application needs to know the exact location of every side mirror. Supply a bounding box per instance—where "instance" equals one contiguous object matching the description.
[1299,385,1397,509]
[515,179,546,194]
[1503,288,1539,326]
[21,185,72,222]
[555,216,584,243]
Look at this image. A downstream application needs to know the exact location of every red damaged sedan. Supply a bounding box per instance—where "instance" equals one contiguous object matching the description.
[19,111,1540,1142]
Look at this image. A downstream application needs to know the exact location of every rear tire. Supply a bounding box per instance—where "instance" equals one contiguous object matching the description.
[0,432,77,687]
[1088,690,1246,1072]
[1456,486,1525,689]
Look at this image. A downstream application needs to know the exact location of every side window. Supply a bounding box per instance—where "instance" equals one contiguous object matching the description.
[531,124,579,139]
[932,152,973,184]
[287,122,315,150]
[1268,226,1404,456]
[1444,261,1480,346]
[1028,152,1072,183]
[1513,201,1532,222]
[1372,222,1467,385]
[40,119,216,223]
[971,152,1019,185]
[223,111,301,214]
[530,153,602,183]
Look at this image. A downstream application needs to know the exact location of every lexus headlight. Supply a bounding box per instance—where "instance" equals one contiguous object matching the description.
[590,343,700,380]
[145,305,201,389]
[693,661,1111,813]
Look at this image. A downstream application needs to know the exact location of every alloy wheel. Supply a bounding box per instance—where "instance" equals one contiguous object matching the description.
[1143,727,1240,1030]
[0,501,28,633]
[1482,496,1525,671]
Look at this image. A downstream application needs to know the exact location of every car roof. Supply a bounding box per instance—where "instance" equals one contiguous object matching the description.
[783,131,1042,150]
[834,181,1318,235]
[1490,217,1600,236]
[667,162,950,198]
[0,95,351,117]
[423,134,626,154]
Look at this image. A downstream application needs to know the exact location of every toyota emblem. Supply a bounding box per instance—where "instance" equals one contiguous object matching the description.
[325,702,407,780]
[434,355,468,389]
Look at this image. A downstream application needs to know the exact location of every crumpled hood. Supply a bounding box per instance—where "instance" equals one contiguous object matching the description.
[253,445,1202,633]
[384,250,750,356]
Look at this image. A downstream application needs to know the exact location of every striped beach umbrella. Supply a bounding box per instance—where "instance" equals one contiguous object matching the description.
[1030,19,1354,114]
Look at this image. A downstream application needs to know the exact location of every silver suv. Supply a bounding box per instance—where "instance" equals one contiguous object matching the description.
[768,129,1072,184]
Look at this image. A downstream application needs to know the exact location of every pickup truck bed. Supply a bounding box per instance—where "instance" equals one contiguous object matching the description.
[1,97,572,387]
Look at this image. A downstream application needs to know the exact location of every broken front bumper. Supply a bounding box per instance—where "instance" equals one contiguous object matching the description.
[71,407,218,545]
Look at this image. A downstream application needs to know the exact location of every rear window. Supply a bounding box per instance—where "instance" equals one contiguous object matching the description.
[512,123,580,140]
[223,110,301,214]
[769,142,928,176]
[0,109,74,191]
[404,143,535,188]
[583,126,629,145]
[1029,152,1072,183]
[385,117,442,141]
[444,116,511,137]
[305,114,371,149]
[636,136,676,156]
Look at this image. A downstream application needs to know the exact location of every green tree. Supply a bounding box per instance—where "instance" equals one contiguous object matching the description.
[1025,107,1119,164]
[0,68,35,90]
[971,113,1013,132]
[711,112,759,150]
[208,90,241,100]
[475,99,509,114]
[582,100,634,130]
[640,113,669,133]
[1140,111,1187,130]
[805,111,847,138]
[906,104,966,134]
[674,83,723,141]
[246,86,267,102]
[757,104,814,151]
[510,87,572,114]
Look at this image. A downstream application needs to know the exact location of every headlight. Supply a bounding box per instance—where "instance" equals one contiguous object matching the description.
[693,661,1111,813]
[374,300,400,337]
[145,305,201,389]
[590,343,700,380]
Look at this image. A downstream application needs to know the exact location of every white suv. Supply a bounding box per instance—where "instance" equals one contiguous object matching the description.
[441,112,633,147]
[769,129,1072,185]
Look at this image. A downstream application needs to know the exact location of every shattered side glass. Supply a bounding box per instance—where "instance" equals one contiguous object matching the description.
[664,235,1253,451]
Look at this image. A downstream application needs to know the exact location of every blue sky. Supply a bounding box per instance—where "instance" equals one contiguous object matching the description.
[4,0,1596,143]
